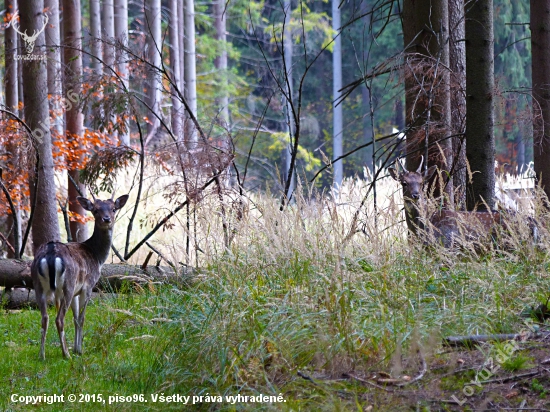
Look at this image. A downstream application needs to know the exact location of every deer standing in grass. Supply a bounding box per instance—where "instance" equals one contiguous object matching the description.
[31,194,128,359]
[388,158,507,248]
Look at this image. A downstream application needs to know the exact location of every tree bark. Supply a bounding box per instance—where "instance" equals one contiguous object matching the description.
[531,0,550,202]
[332,0,343,187]
[402,0,453,202]
[89,0,102,75]
[63,0,89,242]
[465,0,495,210]
[144,0,161,143]
[102,0,115,68]
[45,0,63,146]
[20,0,61,252]
[283,0,295,198]
[114,0,130,145]
[169,0,183,140]
[4,0,21,258]
[449,0,467,208]
[184,0,198,145]
[178,0,185,99]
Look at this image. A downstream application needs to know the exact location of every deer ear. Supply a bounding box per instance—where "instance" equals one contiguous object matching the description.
[114,194,129,210]
[424,165,437,181]
[388,167,399,181]
[77,197,94,211]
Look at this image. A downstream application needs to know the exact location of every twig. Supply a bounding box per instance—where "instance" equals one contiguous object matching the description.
[111,245,125,262]
[344,372,395,392]
[396,349,427,387]
[0,168,20,258]
[444,333,528,347]
[20,154,40,257]
[0,231,15,255]
[141,251,153,271]
[480,370,540,385]
[145,241,174,268]
[58,200,73,242]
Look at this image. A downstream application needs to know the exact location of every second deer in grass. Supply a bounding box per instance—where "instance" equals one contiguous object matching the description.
[31,194,128,359]
[388,158,508,248]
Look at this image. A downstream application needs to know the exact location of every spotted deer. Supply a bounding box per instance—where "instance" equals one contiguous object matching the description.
[388,158,510,248]
[31,194,128,359]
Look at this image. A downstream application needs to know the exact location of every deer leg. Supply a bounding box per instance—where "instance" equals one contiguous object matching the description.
[36,291,49,361]
[55,298,71,359]
[75,290,92,354]
[71,294,81,355]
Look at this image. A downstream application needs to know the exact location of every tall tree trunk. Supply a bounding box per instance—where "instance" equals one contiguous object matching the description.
[184,0,198,146]
[465,0,495,210]
[45,0,63,144]
[4,0,21,258]
[402,0,453,201]
[363,86,373,173]
[144,0,161,142]
[102,0,115,67]
[169,0,183,140]
[178,0,185,101]
[89,0,102,75]
[63,0,88,242]
[114,0,130,145]
[20,0,61,251]
[214,0,229,126]
[531,0,550,202]
[449,0,467,208]
[332,0,343,187]
[283,0,295,198]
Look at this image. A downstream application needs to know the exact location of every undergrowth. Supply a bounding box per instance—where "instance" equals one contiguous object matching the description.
[1,176,549,410]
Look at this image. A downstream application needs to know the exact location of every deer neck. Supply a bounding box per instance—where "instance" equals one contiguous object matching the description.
[82,225,113,266]
[404,199,424,234]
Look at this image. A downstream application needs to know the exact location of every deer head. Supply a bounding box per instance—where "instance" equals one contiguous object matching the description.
[388,156,437,204]
[7,11,49,54]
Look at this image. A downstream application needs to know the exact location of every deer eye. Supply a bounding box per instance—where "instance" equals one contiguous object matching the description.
[402,182,408,187]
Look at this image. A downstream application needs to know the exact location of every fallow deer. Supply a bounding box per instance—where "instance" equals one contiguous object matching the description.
[388,158,510,248]
[31,194,128,359]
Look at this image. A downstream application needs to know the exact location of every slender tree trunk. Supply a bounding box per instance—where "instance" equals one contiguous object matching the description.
[102,0,115,67]
[169,0,183,140]
[45,0,63,143]
[20,0,61,251]
[114,0,130,145]
[144,0,161,142]
[214,0,229,126]
[449,0,467,208]
[332,0,343,187]
[362,87,373,173]
[465,0,495,210]
[184,0,198,145]
[283,0,295,198]
[89,0,102,75]
[5,0,21,258]
[431,0,453,203]
[178,0,185,101]
[531,0,550,202]
[63,0,88,242]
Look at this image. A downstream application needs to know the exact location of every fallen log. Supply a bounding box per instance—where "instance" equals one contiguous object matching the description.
[1,288,118,309]
[0,259,194,291]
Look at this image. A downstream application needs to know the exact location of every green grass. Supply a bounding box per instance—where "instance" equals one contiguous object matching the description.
[2,185,550,411]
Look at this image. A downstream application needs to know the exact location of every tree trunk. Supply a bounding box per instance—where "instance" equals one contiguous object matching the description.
[4,0,21,258]
[114,0,130,145]
[283,0,295,198]
[63,0,88,242]
[178,0,185,100]
[169,0,183,140]
[402,0,453,202]
[332,0,343,187]
[531,0,550,202]
[89,0,102,75]
[465,0,495,210]
[144,0,161,143]
[214,0,229,126]
[102,0,115,67]
[20,0,61,251]
[363,86,373,173]
[184,0,198,145]
[45,0,63,146]
[449,0,467,208]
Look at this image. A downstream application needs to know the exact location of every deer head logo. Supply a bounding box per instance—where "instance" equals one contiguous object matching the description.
[7,11,49,54]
